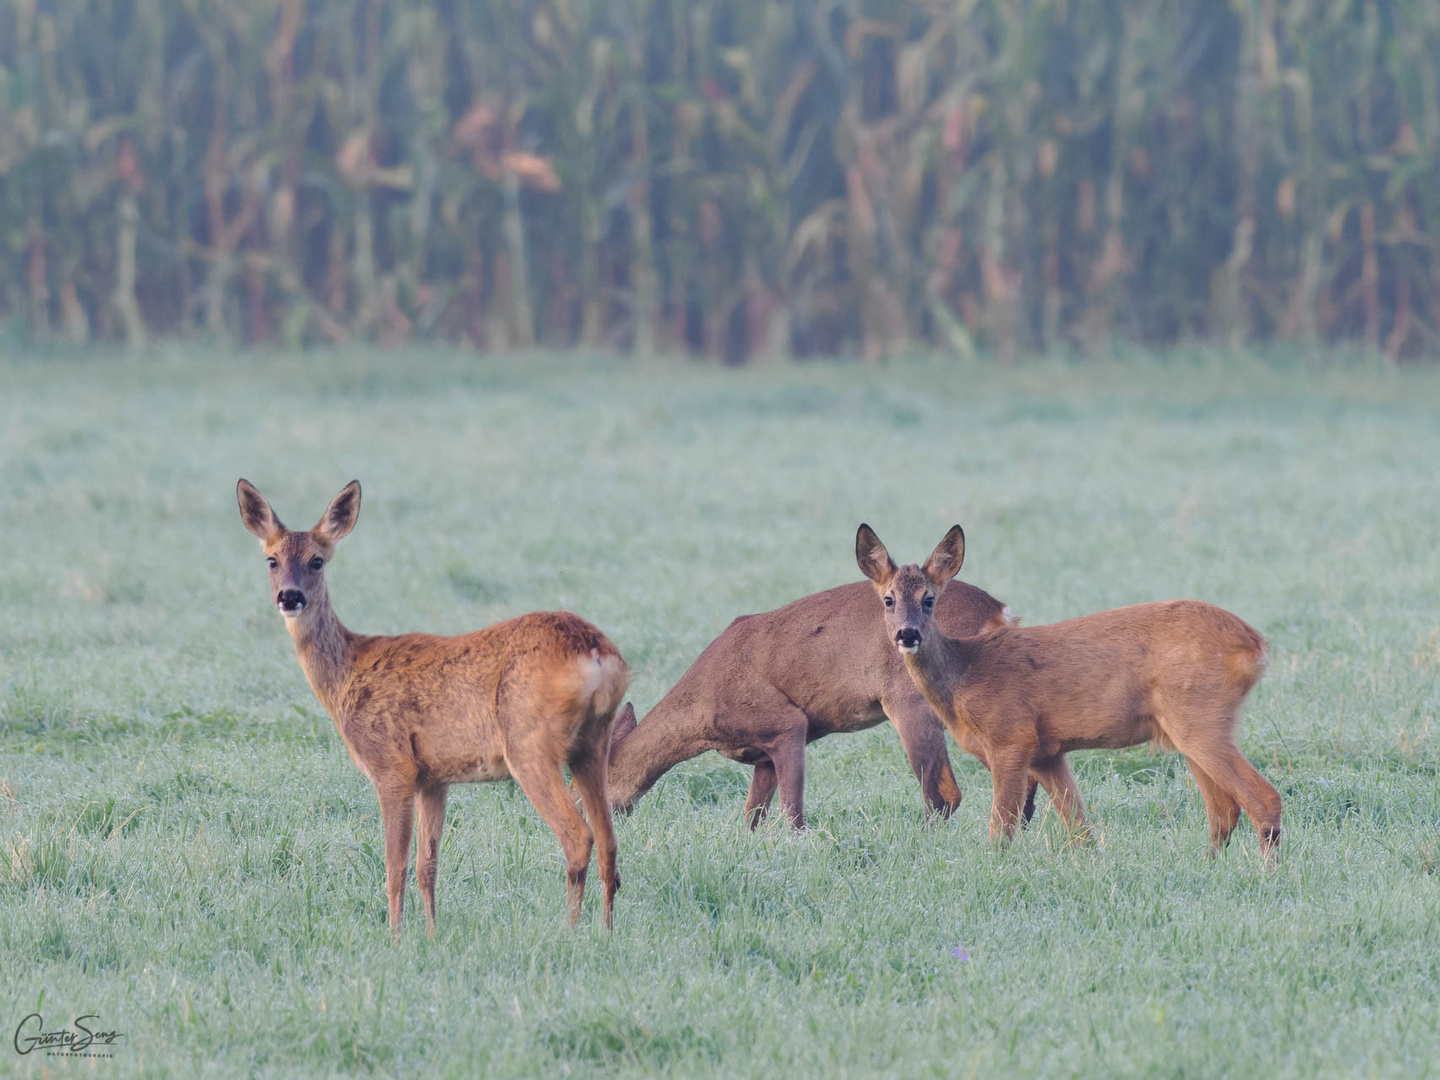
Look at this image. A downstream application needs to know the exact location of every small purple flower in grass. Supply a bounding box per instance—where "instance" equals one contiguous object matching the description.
[951,946,970,962]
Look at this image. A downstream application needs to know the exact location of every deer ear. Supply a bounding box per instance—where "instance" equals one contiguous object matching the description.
[237,479,284,542]
[315,480,361,543]
[922,525,966,588]
[856,524,898,586]
[610,702,637,747]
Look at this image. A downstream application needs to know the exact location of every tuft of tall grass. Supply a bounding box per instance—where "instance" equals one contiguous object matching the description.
[2,2,1438,360]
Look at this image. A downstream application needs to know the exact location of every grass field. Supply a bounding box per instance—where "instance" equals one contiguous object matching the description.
[2,347,1439,1078]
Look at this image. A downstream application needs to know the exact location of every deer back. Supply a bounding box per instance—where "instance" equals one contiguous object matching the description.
[943,601,1267,754]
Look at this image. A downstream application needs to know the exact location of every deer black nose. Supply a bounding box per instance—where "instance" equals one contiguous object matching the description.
[276,588,307,614]
[896,628,922,650]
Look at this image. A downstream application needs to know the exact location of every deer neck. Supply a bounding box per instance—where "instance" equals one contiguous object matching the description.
[607,692,713,809]
[286,593,357,719]
[903,632,979,730]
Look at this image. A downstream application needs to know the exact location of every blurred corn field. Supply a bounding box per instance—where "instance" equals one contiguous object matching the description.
[1,0,1437,360]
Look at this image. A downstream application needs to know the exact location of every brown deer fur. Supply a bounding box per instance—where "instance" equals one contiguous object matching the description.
[856,524,1281,857]
[237,479,630,934]
[607,579,1039,828]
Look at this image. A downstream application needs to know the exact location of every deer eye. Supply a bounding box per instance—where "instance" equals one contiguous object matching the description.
[883,595,894,608]
[266,557,278,569]
[309,555,324,571]
[922,596,935,611]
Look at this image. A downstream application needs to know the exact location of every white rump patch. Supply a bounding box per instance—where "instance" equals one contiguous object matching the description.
[574,648,630,716]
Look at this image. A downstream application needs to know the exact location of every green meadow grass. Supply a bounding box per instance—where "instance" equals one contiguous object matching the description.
[2,347,1439,1078]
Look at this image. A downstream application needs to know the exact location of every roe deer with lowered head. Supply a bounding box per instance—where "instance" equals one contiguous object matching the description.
[856,524,1281,858]
[606,579,1039,829]
[237,479,630,934]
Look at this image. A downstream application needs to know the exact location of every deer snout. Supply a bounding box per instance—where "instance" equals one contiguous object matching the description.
[895,627,922,653]
[276,588,307,615]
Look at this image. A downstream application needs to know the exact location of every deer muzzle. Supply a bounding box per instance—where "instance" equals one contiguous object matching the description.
[895,628,922,653]
[276,588,307,616]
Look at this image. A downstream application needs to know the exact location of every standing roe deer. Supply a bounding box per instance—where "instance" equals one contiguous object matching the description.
[607,579,1039,829]
[237,479,630,934]
[856,524,1281,857]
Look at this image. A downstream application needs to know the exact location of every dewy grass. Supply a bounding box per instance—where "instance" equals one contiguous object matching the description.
[2,348,1439,1078]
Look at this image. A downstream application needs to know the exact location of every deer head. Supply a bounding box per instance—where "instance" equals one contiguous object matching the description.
[855,523,965,655]
[237,479,361,620]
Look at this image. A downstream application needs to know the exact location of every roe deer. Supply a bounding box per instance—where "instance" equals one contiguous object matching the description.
[237,479,630,934]
[607,579,1039,829]
[856,524,1281,857]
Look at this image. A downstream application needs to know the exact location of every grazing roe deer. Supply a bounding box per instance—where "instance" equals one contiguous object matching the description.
[607,579,1039,829]
[237,479,630,933]
[856,524,1282,857]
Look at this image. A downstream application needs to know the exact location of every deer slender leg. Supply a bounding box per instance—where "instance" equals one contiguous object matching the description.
[745,759,779,829]
[1228,751,1283,859]
[414,784,448,936]
[884,692,962,818]
[1168,725,1282,859]
[768,730,809,829]
[972,745,1040,828]
[720,691,810,829]
[377,784,416,939]
[1185,756,1242,855]
[569,748,619,931]
[507,753,595,926]
[987,753,1034,842]
[1032,755,1088,833]
[1020,777,1039,827]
